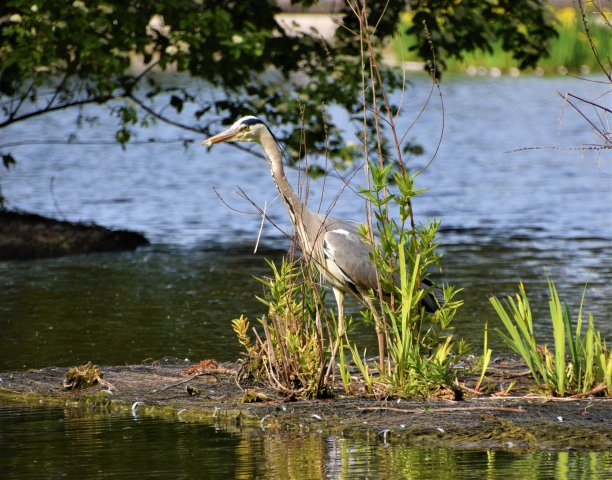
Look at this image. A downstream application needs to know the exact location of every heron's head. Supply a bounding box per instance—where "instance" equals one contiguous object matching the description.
[201,116,268,146]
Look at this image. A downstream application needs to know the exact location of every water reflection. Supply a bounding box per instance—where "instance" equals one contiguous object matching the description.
[246,432,612,479]
[0,247,273,370]
[0,402,242,479]
[1,402,610,479]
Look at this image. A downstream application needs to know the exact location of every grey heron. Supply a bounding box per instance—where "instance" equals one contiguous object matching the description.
[202,115,442,368]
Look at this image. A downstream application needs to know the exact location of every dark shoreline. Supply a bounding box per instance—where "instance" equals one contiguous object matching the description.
[0,209,148,260]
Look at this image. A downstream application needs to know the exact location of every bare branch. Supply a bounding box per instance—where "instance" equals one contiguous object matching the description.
[0,94,117,129]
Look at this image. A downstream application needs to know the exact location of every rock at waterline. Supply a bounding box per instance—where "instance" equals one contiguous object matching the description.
[0,209,149,260]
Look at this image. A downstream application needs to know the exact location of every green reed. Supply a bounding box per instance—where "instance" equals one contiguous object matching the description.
[490,280,611,397]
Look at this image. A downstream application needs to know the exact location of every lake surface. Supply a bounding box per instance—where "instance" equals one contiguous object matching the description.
[1,75,611,476]
[1,74,610,369]
[2,401,611,479]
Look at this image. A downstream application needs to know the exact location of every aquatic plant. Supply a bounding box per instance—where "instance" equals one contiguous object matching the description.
[490,280,612,397]
[341,161,463,398]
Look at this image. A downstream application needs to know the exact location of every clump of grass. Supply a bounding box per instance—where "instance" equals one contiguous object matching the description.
[490,280,612,397]
[63,361,116,391]
[232,258,331,399]
[63,361,104,390]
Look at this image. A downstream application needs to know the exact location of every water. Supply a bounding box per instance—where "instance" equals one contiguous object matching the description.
[1,75,611,476]
[1,402,610,479]
[1,75,610,369]
[0,241,609,371]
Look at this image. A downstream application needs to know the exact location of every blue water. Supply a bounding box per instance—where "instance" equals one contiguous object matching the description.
[1,75,611,477]
[1,75,610,370]
[2,75,610,245]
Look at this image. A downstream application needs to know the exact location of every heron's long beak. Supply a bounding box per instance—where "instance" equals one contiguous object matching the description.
[201,128,239,147]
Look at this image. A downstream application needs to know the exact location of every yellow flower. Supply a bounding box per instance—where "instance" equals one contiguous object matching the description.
[557,7,576,27]
[400,11,413,24]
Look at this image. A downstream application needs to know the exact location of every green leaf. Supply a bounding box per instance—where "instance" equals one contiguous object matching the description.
[115,128,131,147]
[2,154,16,169]
[170,95,184,113]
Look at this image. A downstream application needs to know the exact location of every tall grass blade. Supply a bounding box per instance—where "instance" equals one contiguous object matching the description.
[476,322,492,391]
[548,279,566,396]
[493,280,610,397]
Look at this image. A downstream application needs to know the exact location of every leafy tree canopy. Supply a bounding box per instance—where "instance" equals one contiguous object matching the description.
[0,0,557,184]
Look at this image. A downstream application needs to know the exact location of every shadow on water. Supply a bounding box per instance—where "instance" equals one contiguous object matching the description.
[1,401,611,479]
[0,245,277,370]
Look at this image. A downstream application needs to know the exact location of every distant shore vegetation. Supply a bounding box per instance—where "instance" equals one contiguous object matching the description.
[393,7,611,76]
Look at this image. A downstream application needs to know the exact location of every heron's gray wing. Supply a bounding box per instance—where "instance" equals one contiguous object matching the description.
[322,225,379,295]
[322,223,445,312]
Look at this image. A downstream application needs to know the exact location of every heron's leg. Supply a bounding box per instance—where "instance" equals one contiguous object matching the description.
[364,296,386,371]
[325,288,345,379]
[333,287,345,337]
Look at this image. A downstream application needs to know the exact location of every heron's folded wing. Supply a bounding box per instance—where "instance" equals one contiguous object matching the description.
[323,228,379,294]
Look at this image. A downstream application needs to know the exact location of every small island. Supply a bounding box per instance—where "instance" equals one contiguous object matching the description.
[0,209,149,260]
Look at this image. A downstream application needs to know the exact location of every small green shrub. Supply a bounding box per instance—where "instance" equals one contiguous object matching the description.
[339,161,463,398]
[233,258,331,398]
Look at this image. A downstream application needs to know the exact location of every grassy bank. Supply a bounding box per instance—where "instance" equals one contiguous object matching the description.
[393,7,611,75]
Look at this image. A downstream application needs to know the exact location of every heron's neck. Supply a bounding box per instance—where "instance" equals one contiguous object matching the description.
[260,130,305,220]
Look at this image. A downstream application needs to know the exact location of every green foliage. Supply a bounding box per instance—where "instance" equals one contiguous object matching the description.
[0,0,404,176]
[491,280,612,397]
[329,4,465,399]
[233,258,330,398]
[347,161,463,397]
[395,6,609,74]
[546,7,611,73]
[402,0,558,75]
[0,1,558,186]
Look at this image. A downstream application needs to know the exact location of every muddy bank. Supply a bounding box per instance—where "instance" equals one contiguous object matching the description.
[1,360,610,451]
[0,209,148,260]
